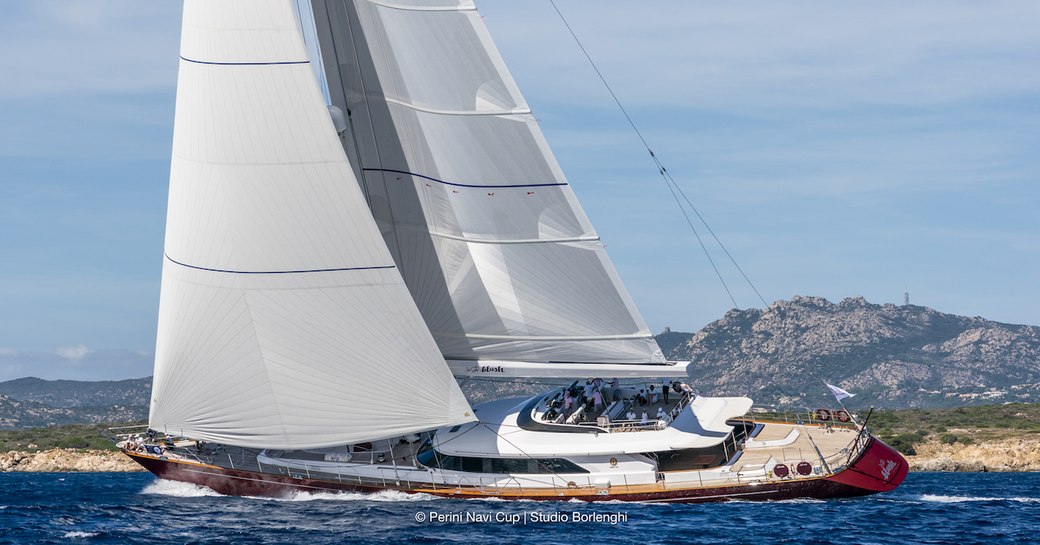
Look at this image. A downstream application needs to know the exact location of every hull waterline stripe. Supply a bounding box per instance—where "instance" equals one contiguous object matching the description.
[165,254,396,275]
[363,168,568,189]
[179,56,310,66]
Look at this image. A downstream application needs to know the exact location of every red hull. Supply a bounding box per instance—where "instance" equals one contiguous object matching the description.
[127,436,906,503]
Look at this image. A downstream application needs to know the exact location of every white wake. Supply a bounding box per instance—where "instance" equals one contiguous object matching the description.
[140,479,224,498]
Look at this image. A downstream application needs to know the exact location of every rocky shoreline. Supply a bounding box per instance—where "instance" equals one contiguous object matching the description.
[3,439,1040,473]
[0,448,143,472]
[906,437,1040,472]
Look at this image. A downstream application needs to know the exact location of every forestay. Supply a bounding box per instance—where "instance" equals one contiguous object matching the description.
[312,0,676,373]
[150,0,474,449]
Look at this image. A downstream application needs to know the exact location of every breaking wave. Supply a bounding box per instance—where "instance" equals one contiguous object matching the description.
[278,489,440,502]
[140,479,224,498]
[62,531,99,539]
[917,494,1040,504]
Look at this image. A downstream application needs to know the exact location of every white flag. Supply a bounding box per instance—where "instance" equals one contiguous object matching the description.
[826,383,856,402]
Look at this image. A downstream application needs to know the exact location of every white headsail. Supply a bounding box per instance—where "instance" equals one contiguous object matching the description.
[149,0,474,449]
[311,0,683,377]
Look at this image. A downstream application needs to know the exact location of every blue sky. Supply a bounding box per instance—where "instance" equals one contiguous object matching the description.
[0,1,1037,381]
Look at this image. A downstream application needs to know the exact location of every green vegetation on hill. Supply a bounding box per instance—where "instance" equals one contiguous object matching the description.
[746,403,1040,456]
[868,403,1040,456]
[0,423,144,452]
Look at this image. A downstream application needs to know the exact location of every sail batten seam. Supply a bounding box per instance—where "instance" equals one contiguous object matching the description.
[179,56,310,66]
[362,167,566,189]
[164,254,395,275]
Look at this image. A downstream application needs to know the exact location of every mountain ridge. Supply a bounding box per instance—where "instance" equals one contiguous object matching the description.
[1,295,1037,428]
[668,295,1040,409]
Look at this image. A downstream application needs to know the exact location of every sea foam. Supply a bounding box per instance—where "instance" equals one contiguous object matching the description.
[918,494,1040,504]
[140,479,223,498]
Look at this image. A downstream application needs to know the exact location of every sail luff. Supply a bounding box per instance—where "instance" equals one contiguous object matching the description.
[149,0,475,449]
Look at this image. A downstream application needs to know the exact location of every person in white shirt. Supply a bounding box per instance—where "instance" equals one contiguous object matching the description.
[640,411,649,425]
[626,410,637,421]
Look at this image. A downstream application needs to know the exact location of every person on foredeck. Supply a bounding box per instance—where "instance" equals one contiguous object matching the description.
[663,381,671,404]
[648,384,659,404]
[640,411,649,425]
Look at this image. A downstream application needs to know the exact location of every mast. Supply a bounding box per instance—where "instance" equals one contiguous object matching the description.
[149,0,474,449]
[311,0,684,378]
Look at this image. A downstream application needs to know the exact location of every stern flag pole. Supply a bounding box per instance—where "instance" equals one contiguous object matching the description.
[824,382,859,425]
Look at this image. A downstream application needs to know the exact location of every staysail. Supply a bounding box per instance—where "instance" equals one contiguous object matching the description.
[311,0,683,377]
[149,0,474,449]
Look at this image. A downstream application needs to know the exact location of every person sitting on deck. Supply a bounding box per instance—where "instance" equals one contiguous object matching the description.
[640,411,649,425]
[626,410,637,421]
[656,407,666,421]
[648,384,658,404]
[635,389,647,405]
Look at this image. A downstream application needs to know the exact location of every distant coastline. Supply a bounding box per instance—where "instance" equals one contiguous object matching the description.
[2,439,1038,473]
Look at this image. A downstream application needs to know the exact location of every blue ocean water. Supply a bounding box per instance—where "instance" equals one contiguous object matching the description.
[0,472,1037,545]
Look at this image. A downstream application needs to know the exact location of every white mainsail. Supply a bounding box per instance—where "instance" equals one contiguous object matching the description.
[312,0,680,375]
[149,0,474,449]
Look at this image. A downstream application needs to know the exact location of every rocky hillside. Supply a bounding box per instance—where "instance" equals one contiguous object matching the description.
[0,377,149,429]
[0,377,150,408]
[0,395,145,429]
[1,296,1036,419]
[669,295,1040,409]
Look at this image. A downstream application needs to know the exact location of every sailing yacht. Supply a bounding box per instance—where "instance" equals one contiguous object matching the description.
[120,0,908,502]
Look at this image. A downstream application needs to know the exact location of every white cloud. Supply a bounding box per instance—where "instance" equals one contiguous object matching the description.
[0,347,16,356]
[0,348,152,382]
[56,344,91,361]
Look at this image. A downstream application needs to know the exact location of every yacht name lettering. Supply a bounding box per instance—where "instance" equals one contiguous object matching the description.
[465,364,505,374]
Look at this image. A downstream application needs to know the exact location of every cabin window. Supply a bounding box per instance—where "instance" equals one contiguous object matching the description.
[415,443,588,474]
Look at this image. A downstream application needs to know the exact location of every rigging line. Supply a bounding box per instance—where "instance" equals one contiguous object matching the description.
[665,170,768,307]
[548,0,767,308]
[659,170,737,308]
